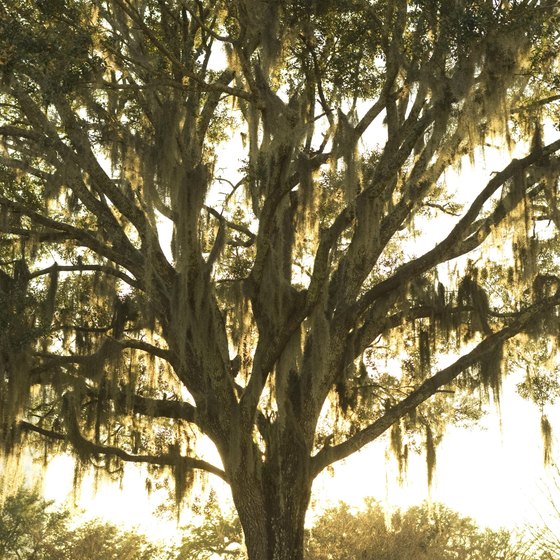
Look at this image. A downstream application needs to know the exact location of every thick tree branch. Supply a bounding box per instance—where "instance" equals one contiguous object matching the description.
[311,292,560,477]
[120,393,198,424]
[327,106,436,313]
[0,125,44,142]
[31,337,172,380]
[27,364,200,427]
[114,337,173,363]
[19,421,65,441]
[183,4,233,42]
[511,93,560,114]
[0,226,72,243]
[351,137,560,319]
[19,417,227,482]
[305,208,354,309]
[205,205,256,245]
[0,195,141,273]
[0,155,51,179]
[28,263,140,289]
[354,69,400,137]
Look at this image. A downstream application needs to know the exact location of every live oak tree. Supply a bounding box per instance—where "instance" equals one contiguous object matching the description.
[0,487,68,560]
[1,1,560,559]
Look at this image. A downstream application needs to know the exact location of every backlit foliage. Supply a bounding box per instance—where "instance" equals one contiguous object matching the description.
[1,1,560,557]
[306,500,523,560]
[0,486,167,560]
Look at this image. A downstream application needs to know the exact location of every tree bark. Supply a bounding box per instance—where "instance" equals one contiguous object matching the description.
[229,425,312,560]
[236,479,311,560]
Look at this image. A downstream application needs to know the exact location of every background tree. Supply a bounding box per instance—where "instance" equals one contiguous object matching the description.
[1,1,560,559]
[0,487,167,560]
[61,520,165,560]
[171,494,529,560]
[306,501,523,560]
[177,492,245,560]
[0,487,67,560]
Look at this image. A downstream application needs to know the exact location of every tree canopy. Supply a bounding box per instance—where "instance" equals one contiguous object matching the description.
[1,1,560,559]
[0,487,68,560]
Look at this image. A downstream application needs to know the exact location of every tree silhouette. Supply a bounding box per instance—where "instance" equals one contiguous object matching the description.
[1,1,560,558]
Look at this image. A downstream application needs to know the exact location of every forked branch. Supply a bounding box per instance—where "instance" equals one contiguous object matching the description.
[351,137,560,320]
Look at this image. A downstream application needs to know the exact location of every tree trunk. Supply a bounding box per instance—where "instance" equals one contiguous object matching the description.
[235,480,311,560]
[262,476,311,560]
[229,426,312,560]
